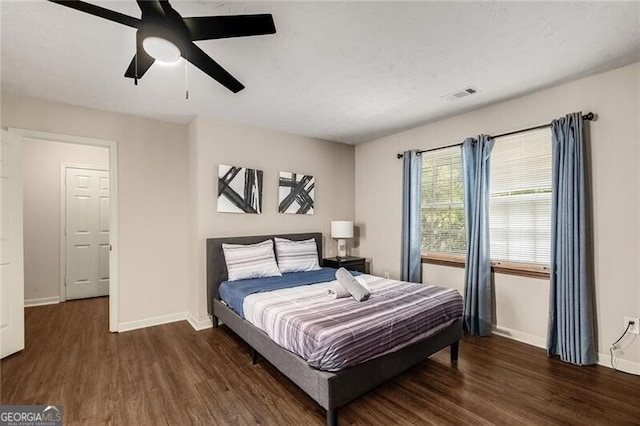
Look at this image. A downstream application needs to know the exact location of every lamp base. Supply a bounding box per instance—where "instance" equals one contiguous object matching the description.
[337,239,347,258]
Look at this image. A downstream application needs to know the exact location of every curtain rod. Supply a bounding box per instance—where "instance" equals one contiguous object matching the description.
[396,112,595,159]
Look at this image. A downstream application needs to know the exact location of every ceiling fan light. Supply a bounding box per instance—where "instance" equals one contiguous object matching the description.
[142,37,181,64]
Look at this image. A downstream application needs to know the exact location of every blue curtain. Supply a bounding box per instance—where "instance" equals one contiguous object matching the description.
[547,113,596,365]
[401,150,422,283]
[461,135,494,336]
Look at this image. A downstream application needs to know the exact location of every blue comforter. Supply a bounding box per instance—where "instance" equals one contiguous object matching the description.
[219,267,360,318]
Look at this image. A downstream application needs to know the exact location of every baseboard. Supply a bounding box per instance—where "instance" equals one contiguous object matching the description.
[597,351,640,375]
[118,312,188,332]
[24,296,60,307]
[493,325,640,376]
[118,311,214,333]
[492,325,546,349]
[187,314,213,331]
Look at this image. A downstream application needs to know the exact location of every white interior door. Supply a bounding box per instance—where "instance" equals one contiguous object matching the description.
[0,130,24,359]
[65,167,109,300]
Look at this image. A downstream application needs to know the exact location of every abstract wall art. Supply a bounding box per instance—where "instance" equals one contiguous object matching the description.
[278,171,315,215]
[218,164,263,214]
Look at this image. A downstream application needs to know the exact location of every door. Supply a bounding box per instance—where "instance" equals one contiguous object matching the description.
[64,167,109,300]
[0,130,24,359]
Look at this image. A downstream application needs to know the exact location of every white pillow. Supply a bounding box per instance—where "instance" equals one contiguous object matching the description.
[222,239,282,281]
[274,237,321,273]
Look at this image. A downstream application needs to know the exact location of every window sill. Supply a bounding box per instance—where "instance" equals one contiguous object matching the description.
[421,254,550,280]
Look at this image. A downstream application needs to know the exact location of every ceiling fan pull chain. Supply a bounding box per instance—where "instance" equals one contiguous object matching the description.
[185,57,189,100]
[134,53,138,86]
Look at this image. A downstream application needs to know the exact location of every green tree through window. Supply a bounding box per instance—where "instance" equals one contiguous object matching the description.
[421,147,466,255]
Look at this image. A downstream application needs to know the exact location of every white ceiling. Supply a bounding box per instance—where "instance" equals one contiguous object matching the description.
[2,1,639,144]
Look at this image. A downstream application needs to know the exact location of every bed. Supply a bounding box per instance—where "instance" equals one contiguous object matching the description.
[207,232,463,426]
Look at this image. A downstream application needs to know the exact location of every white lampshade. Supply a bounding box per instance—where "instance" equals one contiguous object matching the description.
[142,36,181,64]
[331,221,354,239]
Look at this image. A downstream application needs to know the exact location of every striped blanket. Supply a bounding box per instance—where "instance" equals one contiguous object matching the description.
[243,274,463,371]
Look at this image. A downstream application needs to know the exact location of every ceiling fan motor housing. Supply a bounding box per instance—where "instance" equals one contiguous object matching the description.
[139,2,191,54]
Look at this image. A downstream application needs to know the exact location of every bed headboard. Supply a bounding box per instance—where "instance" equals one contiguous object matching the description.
[206,232,323,315]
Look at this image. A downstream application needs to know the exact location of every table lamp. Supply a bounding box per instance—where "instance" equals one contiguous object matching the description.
[331,220,353,258]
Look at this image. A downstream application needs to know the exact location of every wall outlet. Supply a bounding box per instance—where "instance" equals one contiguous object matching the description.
[384,271,390,279]
[625,316,640,335]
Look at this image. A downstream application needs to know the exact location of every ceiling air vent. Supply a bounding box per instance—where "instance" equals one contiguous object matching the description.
[442,86,479,101]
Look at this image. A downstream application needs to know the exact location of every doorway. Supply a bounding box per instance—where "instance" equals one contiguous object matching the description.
[9,128,119,332]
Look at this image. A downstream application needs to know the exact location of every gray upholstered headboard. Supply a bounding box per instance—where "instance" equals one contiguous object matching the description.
[206,232,323,315]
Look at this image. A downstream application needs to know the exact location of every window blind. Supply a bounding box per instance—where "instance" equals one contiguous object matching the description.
[421,146,466,255]
[489,127,552,265]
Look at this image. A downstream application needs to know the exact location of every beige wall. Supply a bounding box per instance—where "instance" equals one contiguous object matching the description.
[22,138,108,302]
[422,264,549,346]
[2,93,190,325]
[188,116,355,322]
[355,62,640,371]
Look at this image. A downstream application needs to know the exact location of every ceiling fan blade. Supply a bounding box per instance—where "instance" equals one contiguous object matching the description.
[136,0,165,18]
[124,32,155,80]
[158,0,190,32]
[185,43,244,93]
[183,15,276,41]
[158,0,182,20]
[47,0,140,28]
[124,52,155,80]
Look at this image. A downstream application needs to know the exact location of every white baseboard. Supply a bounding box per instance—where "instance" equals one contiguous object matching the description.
[597,351,640,375]
[118,312,188,332]
[118,311,215,333]
[187,314,213,331]
[24,296,60,307]
[493,324,640,376]
[492,325,546,349]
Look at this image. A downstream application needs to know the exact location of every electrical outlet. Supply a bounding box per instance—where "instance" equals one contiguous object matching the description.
[625,316,640,335]
[384,271,390,279]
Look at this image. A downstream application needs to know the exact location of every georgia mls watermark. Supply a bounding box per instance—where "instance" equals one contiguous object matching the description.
[0,405,62,426]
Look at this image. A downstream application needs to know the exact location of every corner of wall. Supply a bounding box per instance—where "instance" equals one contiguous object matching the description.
[187,116,205,321]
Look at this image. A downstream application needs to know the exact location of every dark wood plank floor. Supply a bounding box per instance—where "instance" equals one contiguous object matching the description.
[2,298,639,425]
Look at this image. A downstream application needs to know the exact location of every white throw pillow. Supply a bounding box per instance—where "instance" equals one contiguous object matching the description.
[222,239,282,281]
[274,237,321,273]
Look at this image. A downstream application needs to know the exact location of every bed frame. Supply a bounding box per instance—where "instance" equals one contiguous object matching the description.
[207,232,462,426]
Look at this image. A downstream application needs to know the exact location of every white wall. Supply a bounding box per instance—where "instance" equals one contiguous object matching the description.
[1,93,190,326]
[188,116,355,323]
[355,62,640,372]
[22,138,108,303]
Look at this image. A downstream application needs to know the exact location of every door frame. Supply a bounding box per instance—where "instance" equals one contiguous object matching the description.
[59,163,109,303]
[9,128,120,333]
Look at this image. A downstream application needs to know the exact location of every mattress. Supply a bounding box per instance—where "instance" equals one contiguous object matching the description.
[241,274,463,371]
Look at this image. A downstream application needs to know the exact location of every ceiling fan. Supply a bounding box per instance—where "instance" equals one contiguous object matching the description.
[47,0,276,93]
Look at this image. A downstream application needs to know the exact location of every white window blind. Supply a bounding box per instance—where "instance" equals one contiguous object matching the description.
[421,146,466,255]
[489,127,552,265]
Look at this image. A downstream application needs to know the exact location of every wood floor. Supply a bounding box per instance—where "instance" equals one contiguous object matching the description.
[1,298,639,425]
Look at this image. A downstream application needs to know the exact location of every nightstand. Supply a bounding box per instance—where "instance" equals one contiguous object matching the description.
[323,256,367,273]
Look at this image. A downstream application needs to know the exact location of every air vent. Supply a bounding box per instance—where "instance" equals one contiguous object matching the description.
[442,86,479,101]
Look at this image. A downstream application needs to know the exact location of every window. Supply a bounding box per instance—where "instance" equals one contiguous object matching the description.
[490,128,552,265]
[420,127,552,270]
[420,146,466,256]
